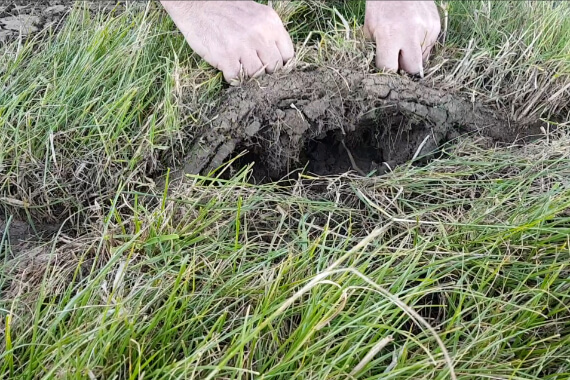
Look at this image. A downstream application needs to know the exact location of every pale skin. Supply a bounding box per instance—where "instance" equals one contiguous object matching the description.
[160,1,441,82]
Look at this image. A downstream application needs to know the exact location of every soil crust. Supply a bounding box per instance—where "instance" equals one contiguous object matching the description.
[181,67,543,181]
[0,1,72,43]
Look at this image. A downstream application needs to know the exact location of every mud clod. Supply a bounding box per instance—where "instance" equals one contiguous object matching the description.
[182,67,543,181]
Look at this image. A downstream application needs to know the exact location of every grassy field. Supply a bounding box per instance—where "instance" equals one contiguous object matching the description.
[1,1,570,379]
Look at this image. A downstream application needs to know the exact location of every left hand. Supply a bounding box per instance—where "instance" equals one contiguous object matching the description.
[364,1,441,75]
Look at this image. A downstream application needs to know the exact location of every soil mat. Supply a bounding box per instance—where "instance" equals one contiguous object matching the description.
[180,67,544,181]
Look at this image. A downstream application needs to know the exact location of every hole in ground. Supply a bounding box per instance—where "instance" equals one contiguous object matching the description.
[304,129,385,177]
[177,67,547,184]
[227,113,448,183]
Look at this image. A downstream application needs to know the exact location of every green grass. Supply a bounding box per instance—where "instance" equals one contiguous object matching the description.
[1,1,570,379]
[4,140,570,379]
[0,3,193,222]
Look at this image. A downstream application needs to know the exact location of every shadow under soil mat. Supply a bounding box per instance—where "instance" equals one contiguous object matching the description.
[180,67,545,181]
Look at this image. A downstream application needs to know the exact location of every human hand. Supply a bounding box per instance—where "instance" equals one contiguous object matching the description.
[161,1,295,82]
[364,1,441,75]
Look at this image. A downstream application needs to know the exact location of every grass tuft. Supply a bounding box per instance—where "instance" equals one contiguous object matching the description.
[0,3,188,223]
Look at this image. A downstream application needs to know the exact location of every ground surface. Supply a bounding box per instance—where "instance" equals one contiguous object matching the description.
[0,1,71,43]
[1,1,570,379]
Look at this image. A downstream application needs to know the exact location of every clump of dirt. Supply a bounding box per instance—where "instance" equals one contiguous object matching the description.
[180,67,544,181]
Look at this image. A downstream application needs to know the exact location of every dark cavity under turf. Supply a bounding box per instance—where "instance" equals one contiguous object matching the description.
[180,67,544,181]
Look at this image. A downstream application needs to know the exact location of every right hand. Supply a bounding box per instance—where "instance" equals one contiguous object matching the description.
[161,1,295,83]
[364,1,441,75]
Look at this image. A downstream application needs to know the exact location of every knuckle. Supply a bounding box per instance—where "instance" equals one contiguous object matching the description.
[249,22,273,41]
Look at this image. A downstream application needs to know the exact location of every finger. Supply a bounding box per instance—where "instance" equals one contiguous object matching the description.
[256,44,283,74]
[267,7,295,63]
[275,35,295,64]
[421,28,440,62]
[399,43,424,75]
[240,52,265,77]
[218,59,241,83]
[422,34,438,62]
[374,32,400,72]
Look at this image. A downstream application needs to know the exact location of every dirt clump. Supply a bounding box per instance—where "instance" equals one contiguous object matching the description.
[180,67,544,181]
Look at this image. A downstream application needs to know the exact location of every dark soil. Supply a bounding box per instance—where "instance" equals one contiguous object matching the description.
[0,1,73,44]
[180,67,544,182]
[0,217,35,245]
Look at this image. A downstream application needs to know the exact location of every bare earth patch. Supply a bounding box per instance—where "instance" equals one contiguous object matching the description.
[181,66,545,181]
[0,216,60,253]
[0,1,72,43]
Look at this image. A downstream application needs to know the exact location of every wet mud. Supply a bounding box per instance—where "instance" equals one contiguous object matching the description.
[181,67,543,181]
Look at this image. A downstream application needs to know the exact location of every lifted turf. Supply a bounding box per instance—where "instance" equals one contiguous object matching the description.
[181,67,543,180]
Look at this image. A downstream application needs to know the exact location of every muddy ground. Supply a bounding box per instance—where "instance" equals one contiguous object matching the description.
[0,216,57,239]
[180,66,544,181]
